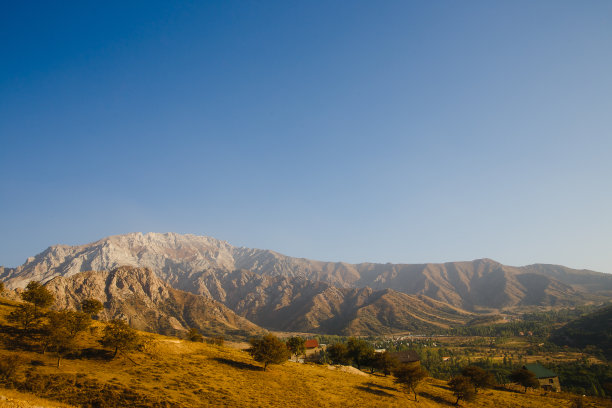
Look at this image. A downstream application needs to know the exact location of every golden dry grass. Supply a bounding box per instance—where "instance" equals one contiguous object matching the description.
[0,299,610,408]
[0,388,76,408]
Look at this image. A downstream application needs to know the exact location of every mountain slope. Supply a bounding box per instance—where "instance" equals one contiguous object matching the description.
[2,232,610,311]
[44,266,264,339]
[150,268,472,335]
[549,303,612,359]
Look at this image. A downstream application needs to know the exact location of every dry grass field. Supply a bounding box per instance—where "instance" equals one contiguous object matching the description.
[0,299,610,408]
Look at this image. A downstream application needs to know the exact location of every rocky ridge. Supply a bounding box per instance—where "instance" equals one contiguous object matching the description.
[2,232,611,312]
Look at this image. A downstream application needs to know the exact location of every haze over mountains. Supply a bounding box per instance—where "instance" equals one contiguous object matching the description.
[1,232,611,335]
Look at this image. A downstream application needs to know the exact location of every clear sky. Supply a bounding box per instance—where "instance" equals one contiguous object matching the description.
[1,1,611,272]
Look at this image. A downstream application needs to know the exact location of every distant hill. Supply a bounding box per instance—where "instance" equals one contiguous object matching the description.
[2,232,609,312]
[550,303,612,359]
[44,266,264,339]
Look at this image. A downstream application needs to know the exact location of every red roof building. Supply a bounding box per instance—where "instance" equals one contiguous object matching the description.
[304,339,319,349]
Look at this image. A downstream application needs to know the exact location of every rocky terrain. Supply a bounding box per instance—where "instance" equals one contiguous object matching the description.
[44,266,263,339]
[183,268,471,334]
[2,232,610,312]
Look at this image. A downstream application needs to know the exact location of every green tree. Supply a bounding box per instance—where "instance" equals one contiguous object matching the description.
[461,365,495,393]
[327,343,351,365]
[100,319,140,359]
[40,310,91,367]
[21,281,54,315]
[0,281,4,296]
[81,298,104,318]
[372,351,398,376]
[449,375,476,405]
[347,337,374,370]
[393,363,429,402]
[510,368,540,393]
[7,303,39,333]
[248,334,290,371]
[187,327,203,342]
[286,336,306,359]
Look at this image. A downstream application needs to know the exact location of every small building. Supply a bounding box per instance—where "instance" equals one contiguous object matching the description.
[305,339,319,349]
[523,363,561,392]
[389,350,420,365]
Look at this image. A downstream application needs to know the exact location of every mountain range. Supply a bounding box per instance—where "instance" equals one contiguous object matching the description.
[2,232,611,335]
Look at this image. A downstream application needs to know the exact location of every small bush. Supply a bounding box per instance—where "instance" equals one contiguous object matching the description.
[206,336,225,346]
[0,355,23,385]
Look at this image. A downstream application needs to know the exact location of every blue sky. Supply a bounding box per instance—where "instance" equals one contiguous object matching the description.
[1,1,611,272]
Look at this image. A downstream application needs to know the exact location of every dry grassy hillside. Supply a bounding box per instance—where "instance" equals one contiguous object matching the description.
[0,299,609,408]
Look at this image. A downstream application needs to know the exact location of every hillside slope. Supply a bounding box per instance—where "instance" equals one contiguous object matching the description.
[550,303,612,360]
[0,300,608,408]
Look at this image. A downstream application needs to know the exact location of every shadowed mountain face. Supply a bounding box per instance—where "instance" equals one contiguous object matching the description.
[550,303,612,360]
[2,232,611,312]
[44,266,264,339]
[171,268,471,335]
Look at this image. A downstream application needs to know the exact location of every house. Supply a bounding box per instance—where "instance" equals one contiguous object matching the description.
[304,339,319,349]
[523,363,561,392]
[389,350,420,365]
